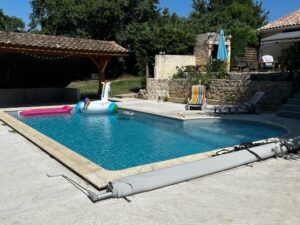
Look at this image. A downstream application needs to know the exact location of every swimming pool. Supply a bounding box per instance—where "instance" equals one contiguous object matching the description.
[10,110,286,171]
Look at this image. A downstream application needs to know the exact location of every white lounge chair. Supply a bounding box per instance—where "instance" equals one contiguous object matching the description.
[262,55,275,71]
[214,91,264,114]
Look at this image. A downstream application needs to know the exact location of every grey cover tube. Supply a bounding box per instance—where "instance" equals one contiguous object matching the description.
[108,137,300,198]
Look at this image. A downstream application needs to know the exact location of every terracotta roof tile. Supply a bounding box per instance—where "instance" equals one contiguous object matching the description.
[258,8,300,31]
[0,31,128,56]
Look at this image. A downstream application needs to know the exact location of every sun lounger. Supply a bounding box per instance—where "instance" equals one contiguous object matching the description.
[186,85,207,110]
[214,91,264,114]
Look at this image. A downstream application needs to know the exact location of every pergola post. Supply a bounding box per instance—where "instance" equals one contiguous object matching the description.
[90,56,110,99]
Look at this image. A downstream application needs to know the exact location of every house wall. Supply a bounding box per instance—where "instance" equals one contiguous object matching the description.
[259,25,300,61]
[154,55,196,79]
[153,33,232,80]
[260,41,294,61]
[194,33,231,72]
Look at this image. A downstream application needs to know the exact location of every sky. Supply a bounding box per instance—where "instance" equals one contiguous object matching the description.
[0,0,299,28]
[160,0,300,21]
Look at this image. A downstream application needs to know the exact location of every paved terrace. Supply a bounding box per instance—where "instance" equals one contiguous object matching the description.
[0,99,300,225]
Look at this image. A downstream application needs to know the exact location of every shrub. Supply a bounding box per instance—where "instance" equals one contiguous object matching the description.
[279,42,300,72]
[172,65,211,87]
[207,60,228,79]
[163,96,169,102]
[172,61,228,88]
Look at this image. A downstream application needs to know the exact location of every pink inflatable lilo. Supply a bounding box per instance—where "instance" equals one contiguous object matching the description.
[19,106,72,117]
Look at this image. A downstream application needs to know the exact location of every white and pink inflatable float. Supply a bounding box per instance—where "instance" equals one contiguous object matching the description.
[19,81,118,117]
[75,81,118,114]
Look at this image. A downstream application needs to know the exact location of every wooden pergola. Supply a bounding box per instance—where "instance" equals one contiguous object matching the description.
[0,31,128,96]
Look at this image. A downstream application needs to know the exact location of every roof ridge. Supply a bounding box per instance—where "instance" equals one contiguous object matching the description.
[0,31,128,56]
[0,30,121,44]
[258,8,300,31]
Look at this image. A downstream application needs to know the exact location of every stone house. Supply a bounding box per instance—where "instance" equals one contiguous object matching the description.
[154,32,232,80]
[258,8,300,61]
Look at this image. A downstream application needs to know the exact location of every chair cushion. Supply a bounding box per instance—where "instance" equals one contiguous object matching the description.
[190,85,206,105]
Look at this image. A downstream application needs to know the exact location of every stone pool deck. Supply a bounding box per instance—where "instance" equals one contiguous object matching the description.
[0,99,300,225]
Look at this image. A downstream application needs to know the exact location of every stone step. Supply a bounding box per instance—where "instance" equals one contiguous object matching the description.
[281,104,300,112]
[277,110,300,119]
[287,98,300,105]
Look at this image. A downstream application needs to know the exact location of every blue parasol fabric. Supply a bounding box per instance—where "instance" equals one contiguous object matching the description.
[217,30,228,61]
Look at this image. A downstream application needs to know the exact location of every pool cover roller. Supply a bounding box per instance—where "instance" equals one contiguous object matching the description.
[89,137,300,201]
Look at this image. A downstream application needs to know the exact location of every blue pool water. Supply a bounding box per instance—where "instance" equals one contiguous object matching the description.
[11,110,286,170]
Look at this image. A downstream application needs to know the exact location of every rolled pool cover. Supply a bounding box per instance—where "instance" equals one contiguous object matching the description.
[107,137,300,198]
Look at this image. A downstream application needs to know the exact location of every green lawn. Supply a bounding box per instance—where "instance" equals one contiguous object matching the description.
[68,76,144,99]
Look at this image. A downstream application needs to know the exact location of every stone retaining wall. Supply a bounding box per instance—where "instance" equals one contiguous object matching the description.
[207,79,294,105]
[147,79,191,101]
[147,77,296,106]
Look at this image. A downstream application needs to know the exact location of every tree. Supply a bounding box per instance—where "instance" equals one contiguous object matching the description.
[192,0,208,16]
[188,0,269,57]
[118,11,195,75]
[29,0,195,75]
[279,42,300,72]
[29,0,160,39]
[0,9,25,32]
[29,0,90,37]
[29,0,268,74]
